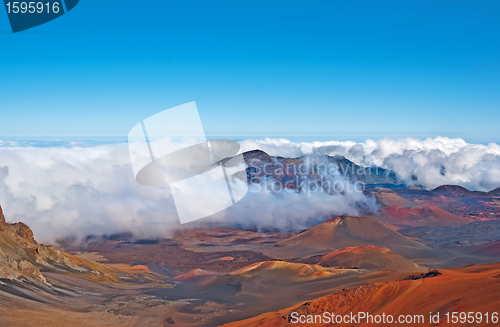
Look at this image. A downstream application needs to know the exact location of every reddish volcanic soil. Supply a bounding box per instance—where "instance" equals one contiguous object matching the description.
[82,238,274,273]
[269,216,437,261]
[223,263,500,327]
[300,245,424,272]
[380,205,471,227]
[374,185,500,219]
[174,268,219,281]
[472,240,500,256]
[374,191,416,207]
[279,216,420,248]
[416,195,456,203]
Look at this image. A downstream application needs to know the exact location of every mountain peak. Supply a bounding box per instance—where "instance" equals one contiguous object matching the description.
[317,245,423,272]
[431,185,471,194]
[275,215,429,260]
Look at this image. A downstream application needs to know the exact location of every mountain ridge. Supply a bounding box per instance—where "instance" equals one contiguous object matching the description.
[379,205,471,227]
[299,245,424,272]
[221,263,500,327]
[265,215,440,260]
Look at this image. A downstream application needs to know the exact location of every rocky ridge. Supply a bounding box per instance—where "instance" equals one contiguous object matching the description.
[0,205,86,285]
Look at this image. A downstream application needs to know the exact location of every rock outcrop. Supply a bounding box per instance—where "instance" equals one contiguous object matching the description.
[0,205,5,224]
[0,205,86,285]
[0,246,47,284]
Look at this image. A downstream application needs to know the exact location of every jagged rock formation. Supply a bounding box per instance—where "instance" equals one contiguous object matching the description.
[0,205,161,289]
[0,205,86,285]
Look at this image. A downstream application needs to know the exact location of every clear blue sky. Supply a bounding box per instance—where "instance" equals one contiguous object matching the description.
[0,0,499,143]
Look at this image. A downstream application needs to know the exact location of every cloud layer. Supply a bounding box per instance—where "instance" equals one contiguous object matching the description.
[0,143,374,243]
[0,136,499,243]
[241,137,500,192]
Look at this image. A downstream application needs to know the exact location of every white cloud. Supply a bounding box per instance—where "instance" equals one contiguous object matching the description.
[0,144,179,243]
[241,137,500,192]
[0,143,375,243]
[1,136,499,243]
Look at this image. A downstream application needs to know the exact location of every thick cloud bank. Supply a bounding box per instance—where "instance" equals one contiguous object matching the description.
[0,136,498,243]
[241,137,500,192]
[0,144,179,243]
[0,143,374,243]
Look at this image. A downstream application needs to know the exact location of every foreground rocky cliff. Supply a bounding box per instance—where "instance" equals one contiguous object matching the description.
[0,205,156,287]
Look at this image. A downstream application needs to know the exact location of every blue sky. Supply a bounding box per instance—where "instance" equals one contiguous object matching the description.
[0,0,499,143]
